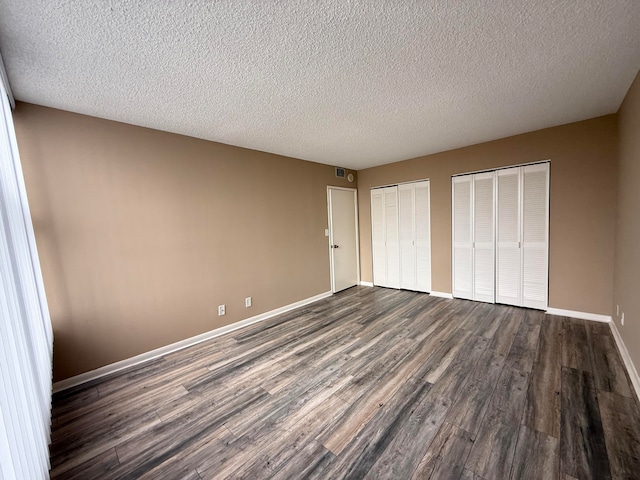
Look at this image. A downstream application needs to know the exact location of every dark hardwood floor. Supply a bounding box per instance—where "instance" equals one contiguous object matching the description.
[49,287,640,479]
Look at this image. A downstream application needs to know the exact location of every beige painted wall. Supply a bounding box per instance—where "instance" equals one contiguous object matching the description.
[358,115,618,315]
[614,70,640,373]
[13,103,357,381]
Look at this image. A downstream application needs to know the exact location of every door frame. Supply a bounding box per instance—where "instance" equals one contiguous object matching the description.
[327,186,360,293]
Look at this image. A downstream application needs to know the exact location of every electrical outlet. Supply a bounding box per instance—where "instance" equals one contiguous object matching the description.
[218,304,225,316]
[245,297,252,308]
[621,312,625,326]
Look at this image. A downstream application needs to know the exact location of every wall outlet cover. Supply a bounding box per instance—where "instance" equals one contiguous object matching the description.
[218,305,225,316]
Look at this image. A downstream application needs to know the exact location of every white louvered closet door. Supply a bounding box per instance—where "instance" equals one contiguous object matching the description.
[473,172,495,303]
[373,181,431,293]
[384,187,401,289]
[452,176,473,300]
[496,167,522,306]
[398,184,416,290]
[414,181,431,293]
[371,189,386,286]
[522,163,549,309]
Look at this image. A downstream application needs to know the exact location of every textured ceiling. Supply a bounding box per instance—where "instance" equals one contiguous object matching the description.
[0,1,639,170]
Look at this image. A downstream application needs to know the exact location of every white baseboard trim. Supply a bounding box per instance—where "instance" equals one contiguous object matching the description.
[545,307,612,323]
[359,281,374,287]
[609,319,640,402]
[53,290,333,393]
[430,291,453,299]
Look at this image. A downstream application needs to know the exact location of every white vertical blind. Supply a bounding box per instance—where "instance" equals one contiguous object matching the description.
[496,167,522,306]
[0,76,53,480]
[414,181,431,293]
[473,172,495,303]
[452,176,473,300]
[522,163,549,309]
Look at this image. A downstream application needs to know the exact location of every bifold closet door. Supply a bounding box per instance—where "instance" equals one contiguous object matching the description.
[452,173,495,303]
[384,187,400,288]
[399,181,431,293]
[522,163,549,309]
[371,186,400,289]
[473,172,495,302]
[414,181,431,292]
[496,163,549,309]
[399,184,416,290]
[452,176,473,300]
[371,189,386,286]
[496,167,521,306]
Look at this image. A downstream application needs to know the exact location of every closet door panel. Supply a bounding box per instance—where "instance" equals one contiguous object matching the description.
[473,172,495,303]
[496,167,521,306]
[522,163,549,309]
[453,176,473,300]
[398,184,416,290]
[384,187,400,289]
[415,181,431,292]
[371,189,386,287]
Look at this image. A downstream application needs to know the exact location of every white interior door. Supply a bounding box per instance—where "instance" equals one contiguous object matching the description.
[452,176,473,300]
[522,163,549,309]
[496,167,522,306]
[473,172,495,303]
[328,187,359,293]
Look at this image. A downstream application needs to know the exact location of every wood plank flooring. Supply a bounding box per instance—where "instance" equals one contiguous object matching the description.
[50,287,640,479]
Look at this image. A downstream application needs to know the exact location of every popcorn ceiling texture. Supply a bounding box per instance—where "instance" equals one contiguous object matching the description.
[0,0,638,169]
